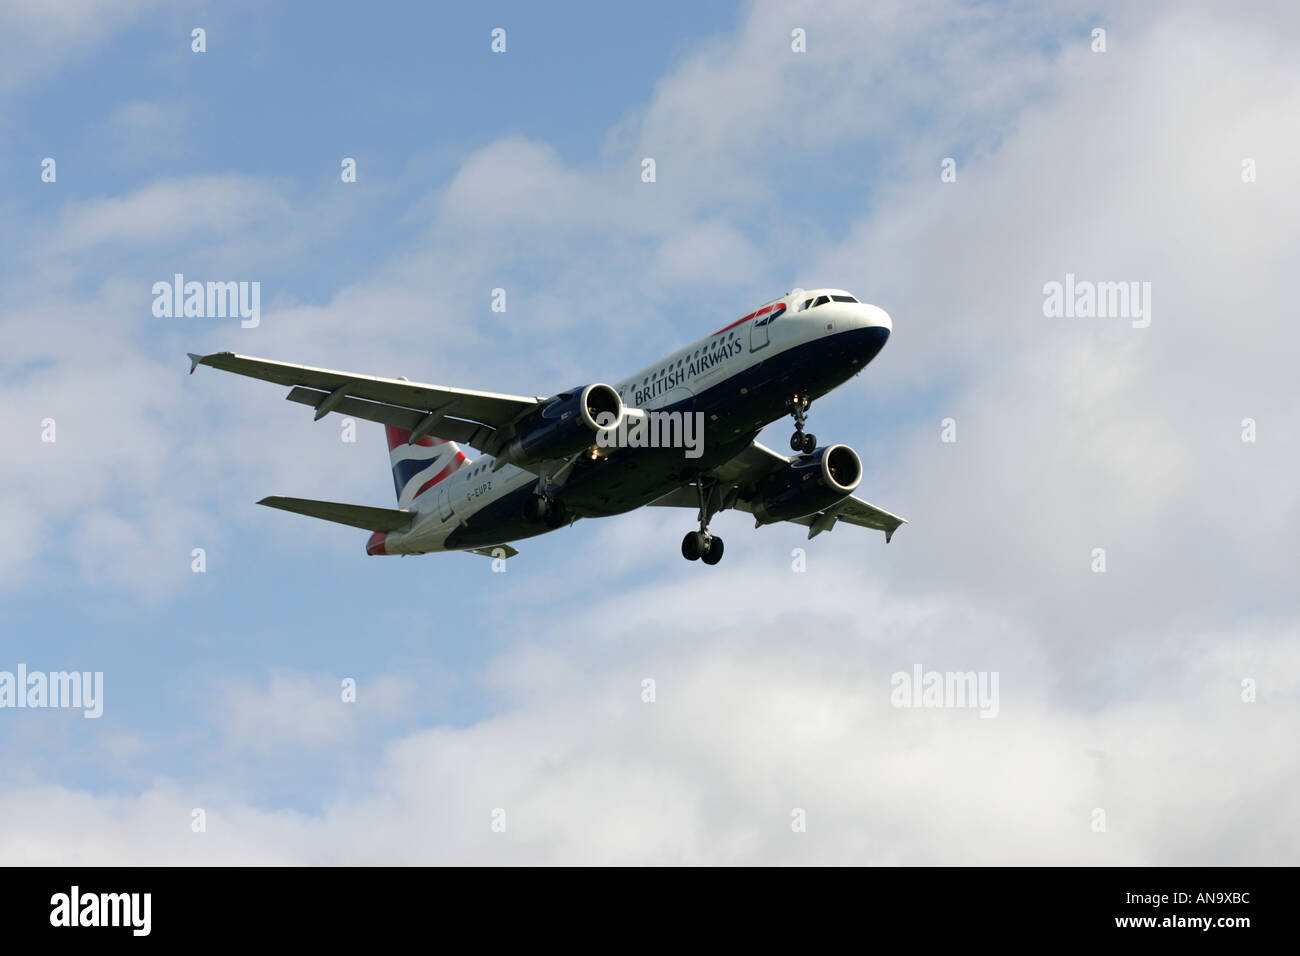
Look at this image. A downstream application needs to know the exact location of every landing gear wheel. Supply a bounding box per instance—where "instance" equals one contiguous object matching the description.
[685,480,725,564]
[523,495,548,523]
[543,498,568,529]
[801,433,817,453]
[681,531,703,561]
[790,431,805,452]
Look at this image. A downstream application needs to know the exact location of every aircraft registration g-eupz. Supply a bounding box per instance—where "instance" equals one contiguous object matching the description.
[188,288,905,565]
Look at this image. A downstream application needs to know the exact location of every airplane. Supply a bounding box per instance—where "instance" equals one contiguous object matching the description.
[187,287,906,565]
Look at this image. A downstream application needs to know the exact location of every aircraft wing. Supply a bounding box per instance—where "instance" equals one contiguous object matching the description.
[188,351,545,451]
[781,495,908,538]
[649,440,907,542]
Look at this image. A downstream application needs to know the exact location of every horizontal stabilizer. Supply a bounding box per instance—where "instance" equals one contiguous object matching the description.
[257,496,412,532]
[463,544,519,559]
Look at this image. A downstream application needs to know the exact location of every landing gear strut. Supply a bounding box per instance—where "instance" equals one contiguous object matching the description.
[787,393,817,454]
[681,479,725,564]
[523,459,570,529]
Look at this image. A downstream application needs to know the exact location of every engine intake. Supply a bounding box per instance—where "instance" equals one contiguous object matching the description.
[500,383,623,465]
[753,444,862,523]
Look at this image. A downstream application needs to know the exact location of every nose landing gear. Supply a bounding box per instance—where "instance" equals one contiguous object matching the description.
[787,394,816,453]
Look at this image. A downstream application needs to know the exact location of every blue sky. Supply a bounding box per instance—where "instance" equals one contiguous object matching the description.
[2,0,1298,863]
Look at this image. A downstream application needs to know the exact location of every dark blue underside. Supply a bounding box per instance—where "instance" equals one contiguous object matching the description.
[444,324,889,550]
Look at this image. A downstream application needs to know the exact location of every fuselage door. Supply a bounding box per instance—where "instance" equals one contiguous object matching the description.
[750,303,785,352]
[437,485,454,521]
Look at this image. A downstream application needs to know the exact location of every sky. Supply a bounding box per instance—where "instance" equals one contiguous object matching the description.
[1,0,1297,864]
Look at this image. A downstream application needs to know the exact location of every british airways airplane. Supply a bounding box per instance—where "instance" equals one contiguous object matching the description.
[188,288,905,565]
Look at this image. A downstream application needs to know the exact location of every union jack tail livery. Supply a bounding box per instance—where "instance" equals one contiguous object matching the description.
[386,426,469,509]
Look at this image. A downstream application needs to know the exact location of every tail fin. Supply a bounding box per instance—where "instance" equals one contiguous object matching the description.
[386,426,469,508]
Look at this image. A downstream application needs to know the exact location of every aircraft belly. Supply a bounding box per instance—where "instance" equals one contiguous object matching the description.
[441,485,558,550]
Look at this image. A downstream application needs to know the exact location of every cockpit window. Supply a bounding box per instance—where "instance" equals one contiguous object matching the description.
[831,295,858,303]
[802,298,815,310]
[813,295,830,307]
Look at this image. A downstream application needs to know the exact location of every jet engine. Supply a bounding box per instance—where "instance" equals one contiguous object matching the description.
[499,383,623,466]
[752,444,862,523]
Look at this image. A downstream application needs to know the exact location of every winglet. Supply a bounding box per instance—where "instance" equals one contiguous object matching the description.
[187,352,205,375]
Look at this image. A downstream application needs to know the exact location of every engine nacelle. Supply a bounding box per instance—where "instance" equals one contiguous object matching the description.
[499,383,623,466]
[753,444,862,523]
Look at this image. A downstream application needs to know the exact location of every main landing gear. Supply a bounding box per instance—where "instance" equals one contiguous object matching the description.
[523,493,568,529]
[787,393,817,454]
[523,458,574,530]
[681,479,725,565]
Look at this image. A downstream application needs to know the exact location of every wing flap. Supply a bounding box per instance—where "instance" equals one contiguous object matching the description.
[822,495,908,534]
[783,495,908,539]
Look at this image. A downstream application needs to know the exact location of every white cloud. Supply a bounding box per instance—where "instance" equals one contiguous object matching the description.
[653,219,763,287]
[0,0,164,94]
[41,175,290,253]
[212,671,423,757]
[103,100,191,162]
[1,563,1295,864]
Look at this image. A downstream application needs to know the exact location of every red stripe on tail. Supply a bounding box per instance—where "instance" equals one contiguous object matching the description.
[410,453,469,501]
[385,426,447,451]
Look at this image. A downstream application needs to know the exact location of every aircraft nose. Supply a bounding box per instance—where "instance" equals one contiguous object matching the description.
[858,303,892,331]
[849,303,891,366]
